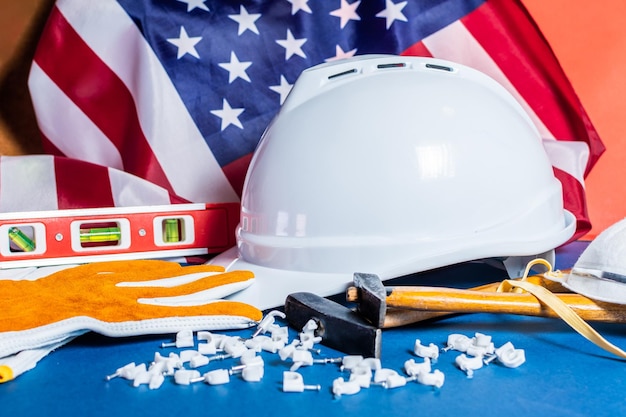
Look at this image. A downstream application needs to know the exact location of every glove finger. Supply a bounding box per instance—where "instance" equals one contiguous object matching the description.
[100,299,263,323]
[115,270,254,299]
[135,278,254,307]
[114,266,232,289]
[79,260,222,278]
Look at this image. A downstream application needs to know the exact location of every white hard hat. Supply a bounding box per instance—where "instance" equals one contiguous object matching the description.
[211,54,576,310]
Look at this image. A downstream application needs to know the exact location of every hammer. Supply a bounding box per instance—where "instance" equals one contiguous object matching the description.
[347,272,626,328]
[284,291,382,358]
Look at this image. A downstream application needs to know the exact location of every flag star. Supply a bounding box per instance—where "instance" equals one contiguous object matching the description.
[228,5,261,35]
[329,0,361,29]
[276,29,307,60]
[269,75,293,105]
[325,45,358,62]
[167,26,202,59]
[218,52,252,83]
[211,99,244,131]
[177,0,209,12]
[376,0,408,29]
[287,0,312,15]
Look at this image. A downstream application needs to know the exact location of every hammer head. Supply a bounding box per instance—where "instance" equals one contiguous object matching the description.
[285,292,382,358]
[352,272,387,328]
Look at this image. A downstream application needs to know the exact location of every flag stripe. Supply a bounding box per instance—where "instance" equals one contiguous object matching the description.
[461,1,605,169]
[0,156,59,212]
[53,0,239,204]
[402,40,434,57]
[108,168,177,206]
[28,63,124,170]
[542,140,589,186]
[53,158,116,209]
[33,6,174,195]
[554,166,590,239]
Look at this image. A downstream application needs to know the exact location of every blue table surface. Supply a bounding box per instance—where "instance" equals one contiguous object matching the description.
[3,241,626,416]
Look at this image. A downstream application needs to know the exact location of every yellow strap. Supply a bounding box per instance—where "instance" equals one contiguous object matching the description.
[497,259,626,359]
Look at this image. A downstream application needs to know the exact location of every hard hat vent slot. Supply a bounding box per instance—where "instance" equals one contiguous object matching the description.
[377,62,406,69]
[425,63,453,72]
[328,68,358,80]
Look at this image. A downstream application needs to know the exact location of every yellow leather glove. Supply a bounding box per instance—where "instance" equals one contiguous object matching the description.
[0,260,262,359]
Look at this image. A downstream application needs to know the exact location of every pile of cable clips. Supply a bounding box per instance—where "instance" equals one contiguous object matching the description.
[105,310,525,397]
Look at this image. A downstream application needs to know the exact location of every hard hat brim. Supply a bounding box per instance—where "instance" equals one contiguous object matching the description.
[209,246,353,311]
[209,209,576,311]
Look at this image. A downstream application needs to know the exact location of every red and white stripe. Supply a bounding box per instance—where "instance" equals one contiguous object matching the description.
[27,0,240,205]
[0,155,183,212]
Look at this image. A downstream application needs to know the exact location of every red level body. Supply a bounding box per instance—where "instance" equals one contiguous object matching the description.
[0,203,239,268]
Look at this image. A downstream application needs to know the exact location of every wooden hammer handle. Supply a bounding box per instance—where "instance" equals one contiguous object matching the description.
[385,286,626,324]
[347,275,573,328]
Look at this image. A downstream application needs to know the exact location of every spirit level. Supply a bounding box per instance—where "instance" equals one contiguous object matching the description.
[0,203,239,269]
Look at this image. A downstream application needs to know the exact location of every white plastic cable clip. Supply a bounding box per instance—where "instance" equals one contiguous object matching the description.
[245,335,286,354]
[222,339,248,358]
[404,357,431,377]
[466,332,495,357]
[443,334,473,352]
[484,342,526,368]
[251,310,286,338]
[349,365,373,388]
[147,360,167,376]
[299,332,322,351]
[373,368,399,384]
[414,339,440,361]
[131,370,151,387]
[245,335,269,352]
[270,326,290,344]
[473,332,492,346]
[161,330,194,348]
[373,368,416,389]
[174,369,201,385]
[289,349,341,371]
[196,332,218,355]
[152,352,182,375]
[416,369,445,388]
[213,334,236,351]
[105,362,144,381]
[203,369,231,385]
[289,349,313,371]
[148,373,165,390]
[301,318,318,334]
[455,353,484,378]
[231,352,264,374]
[261,338,285,354]
[189,353,210,368]
[279,340,300,361]
[131,365,166,389]
[196,331,213,341]
[360,357,382,371]
[339,355,364,372]
[241,366,264,382]
[332,377,361,397]
[179,349,199,364]
[282,371,321,393]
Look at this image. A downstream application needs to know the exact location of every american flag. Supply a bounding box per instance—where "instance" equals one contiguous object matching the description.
[10,0,603,241]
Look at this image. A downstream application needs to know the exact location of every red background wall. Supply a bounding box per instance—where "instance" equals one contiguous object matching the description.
[522,0,626,238]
